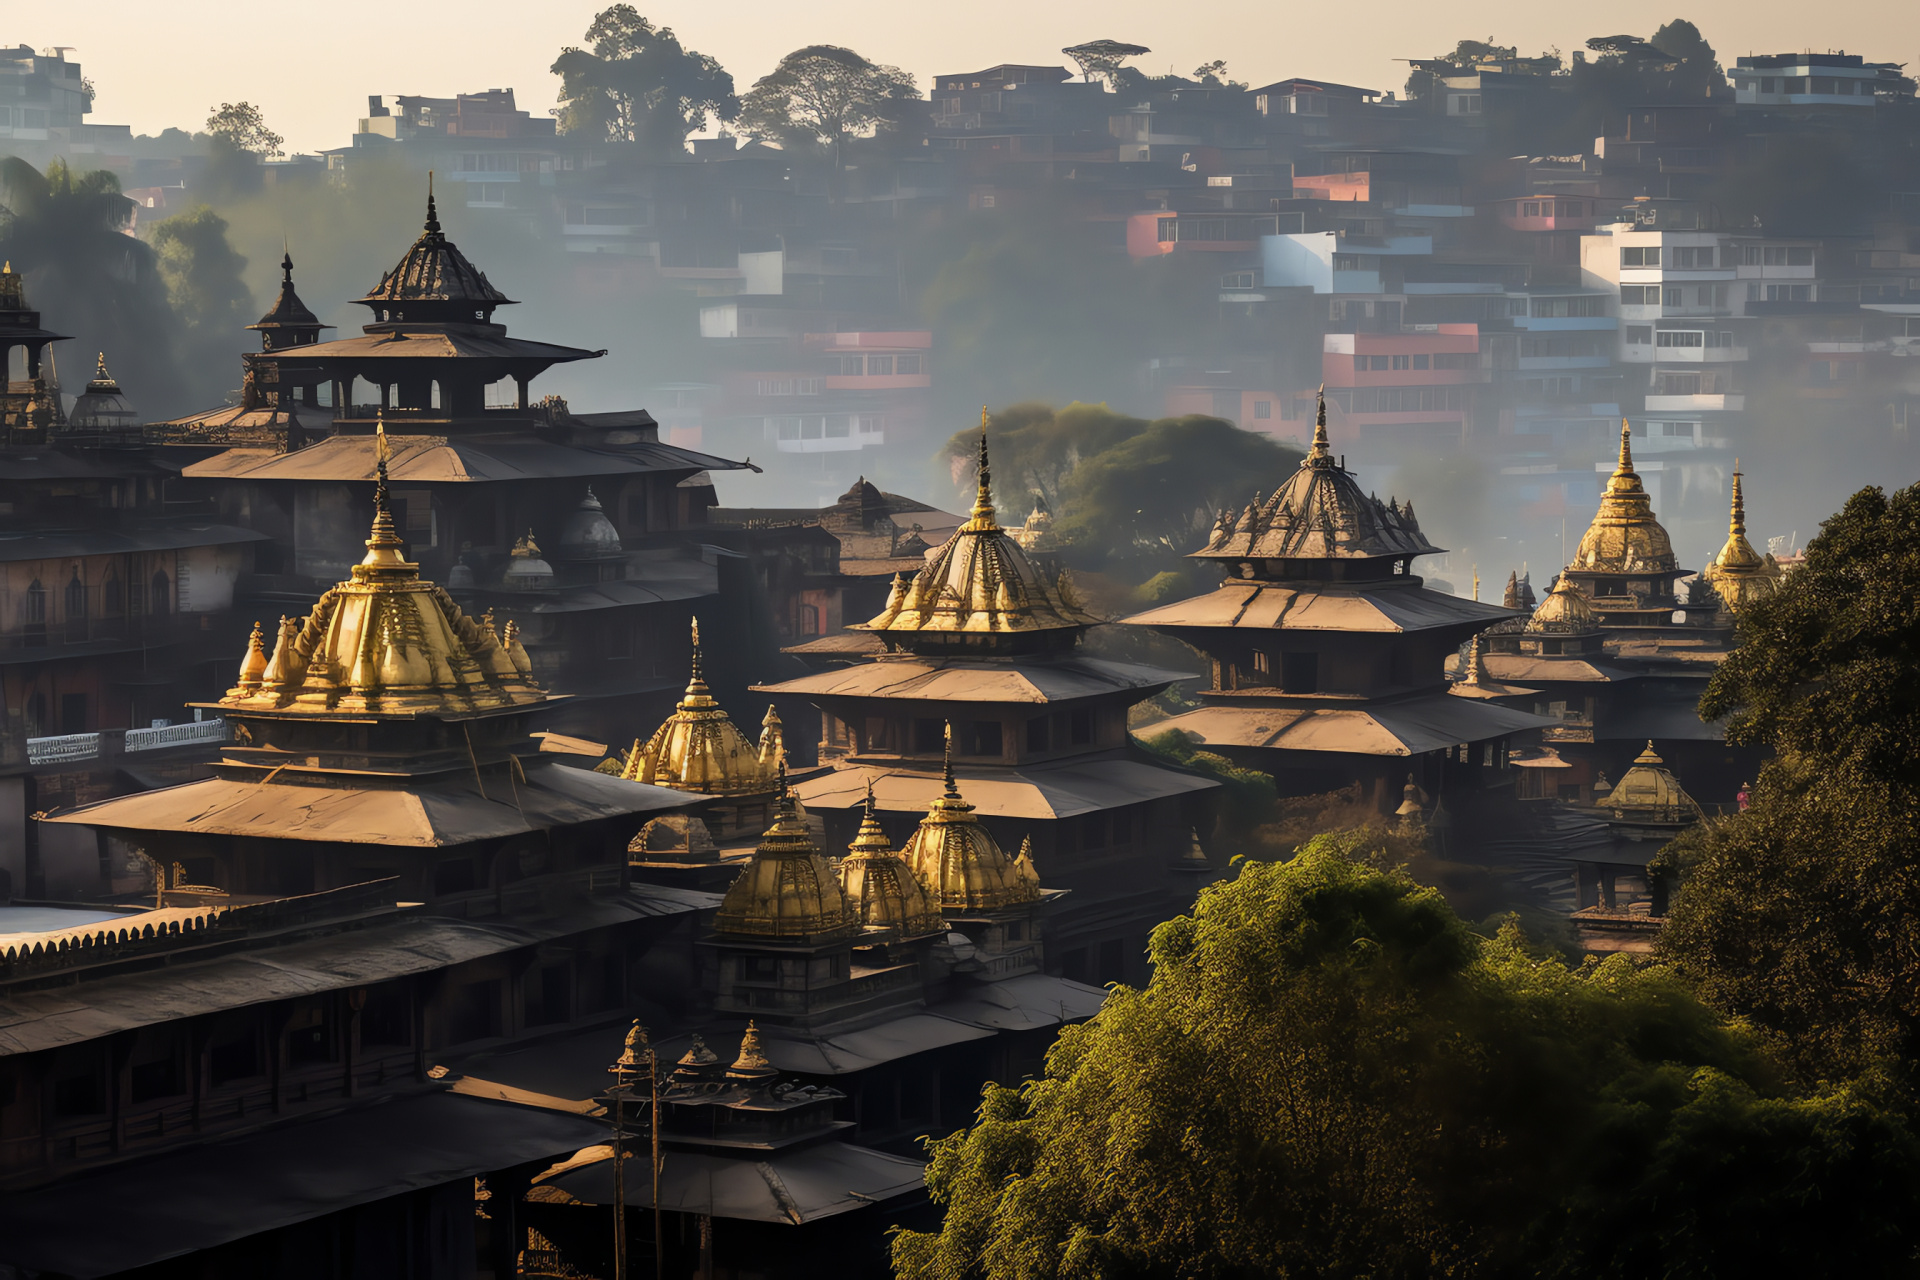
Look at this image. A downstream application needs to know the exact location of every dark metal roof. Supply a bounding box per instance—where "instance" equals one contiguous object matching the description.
[0,523,267,563]
[356,189,514,308]
[247,251,327,332]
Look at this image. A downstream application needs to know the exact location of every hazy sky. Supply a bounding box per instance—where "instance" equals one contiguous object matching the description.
[15,0,1917,154]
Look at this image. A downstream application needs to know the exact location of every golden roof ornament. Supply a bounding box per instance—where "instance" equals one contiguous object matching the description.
[219,426,542,716]
[1526,575,1599,634]
[1569,421,1679,576]
[235,621,269,691]
[619,617,782,795]
[838,781,945,937]
[1602,742,1704,821]
[1461,633,1491,686]
[611,1019,650,1084]
[713,764,860,940]
[855,417,1101,650]
[1699,462,1784,616]
[679,1032,720,1067]
[730,1021,775,1076]
[1195,388,1439,565]
[900,723,1043,913]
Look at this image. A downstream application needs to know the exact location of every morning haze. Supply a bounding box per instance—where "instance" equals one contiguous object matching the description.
[0,7,1917,1278]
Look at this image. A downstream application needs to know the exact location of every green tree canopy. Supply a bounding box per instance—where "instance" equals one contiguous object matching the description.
[551,5,737,150]
[739,45,919,155]
[1061,40,1150,88]
[1659,483,1920,1082]
[148,205,254,404]
[940,404,1301,573]
[205,101,284,158]
[0,157,186,413]
[895,836,1920,1279]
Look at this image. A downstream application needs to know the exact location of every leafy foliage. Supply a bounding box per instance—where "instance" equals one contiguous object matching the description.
[1060,40,1151,88]
[739,46,919,152]
[1135,729,1275,833]
[149,206,254,372]
[894,837,1920,1279]
[0,158,188,414]
[204,102,283,158]
[1660,483,1920,1082]
[551,6,737,150]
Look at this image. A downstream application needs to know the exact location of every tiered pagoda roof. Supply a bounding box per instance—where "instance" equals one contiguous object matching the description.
[1193,397,1439,571]
[712,775,860,942]
[355,179,514,326]
[1528,575,1600,634]
[899,729,1041,914]
[1569,423,1681,578]
[855,421,1102,654]
[617,620,783,795]
[837,784,945,938]
[248,250,328,345]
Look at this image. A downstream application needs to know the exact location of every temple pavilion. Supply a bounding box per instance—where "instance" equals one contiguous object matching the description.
[1567,742,1704,953]
[751,426,1218,988]
[0,261,67,441]
[1122,395,1550,815]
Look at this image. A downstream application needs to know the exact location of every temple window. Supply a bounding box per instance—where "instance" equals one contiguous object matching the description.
[361,983,413,1047]
[209,1020,262,1086]
[1026,716,1049,752]
[22,579,45,624]
[286,1000,337,1065]
[913,718,943,754]
[1282,651,1319,693]
[1069,709,1093,745]
[1252,649,1270,676]
[966,720,1002,757]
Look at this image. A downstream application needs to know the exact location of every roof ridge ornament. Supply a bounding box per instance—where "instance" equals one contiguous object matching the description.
[424,171,441,238]
[966,410,999,531]
[1308,384,1331,463]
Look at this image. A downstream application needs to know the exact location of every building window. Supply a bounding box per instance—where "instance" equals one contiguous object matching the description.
[22,579,45,625]
[1252,650,1270,675]
[896,354,923,375]
[1620,286,1660,306]
[799,603,821,636]
[1626,326,1653,344]
[64,571,85,621]
[1621,246,1659,267]
[867,355,894,376]
[1662,288,1683,309]
[1281,651,1319,693]
[1656,330,1705,348]
[1254,400,1272,419]
[1026,716,1049,752]
[1412,354,1430,369]
[967,720,1003,758]
[1391,355,1411,370]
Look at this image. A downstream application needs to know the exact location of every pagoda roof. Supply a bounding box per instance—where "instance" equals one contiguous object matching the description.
[1192,396,1441,566]
[853,423,1102,651]
[356,184,513,310]
[0,522,265,563]
[1144,694,1552,757]
[44,754,698,846]
[181,432,749,484]
[258,328,600,367]
[791,754,1217,821]
[619,620,782,797]
[1569,423,1681,577]
[1122,578,1513,634]
[755,654,1193,704]
[1463,653,1635,685]
[248,251,327,332]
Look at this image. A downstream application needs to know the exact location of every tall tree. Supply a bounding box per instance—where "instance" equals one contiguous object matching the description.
[148,205,254,406]
[1061,39,1150,88]
[0,158,186,414]
[1659,483,1920,1083]
[893,834,1920,1280]
[550,5,737,151]
[204,102,284,158]
[739,45,919,162]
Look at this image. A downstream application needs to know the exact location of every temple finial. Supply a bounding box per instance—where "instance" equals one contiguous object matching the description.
[1616,418,1634,475]
[688,615,706,688]
[424,172,441,235]
[967,412,998,529]
[362,411,405,560]
[281,238,292,283]
[942,721,959,798]
[1309,385,1330,460]
[1729,460,1746,538]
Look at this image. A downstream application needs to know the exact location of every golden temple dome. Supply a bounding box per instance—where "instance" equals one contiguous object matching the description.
[221,422,542,716]
[1526,575,1599,634]
[838,783,945,937]
[1604,742,1703,821]
[1570,423,1678,575]
[618,619,784,795]
[900,726,1042,913]
[855,415,1101,653]
[714,776,860,942]
[1699,464,1783,616]
[1196,392,1439,566]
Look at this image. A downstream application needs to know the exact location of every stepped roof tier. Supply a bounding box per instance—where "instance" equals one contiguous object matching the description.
[1447,634,1538,701]
[1192,395,1440,575]
[1137,697,1550,759]
[1699,465,1783,616]
[837,784,946,938]
[712,775,860,942]
[617,620,784,795]
[854,420,1102,655]
[899,728,1042,914]
[1569,423,1681,577]
[66,353,138,432]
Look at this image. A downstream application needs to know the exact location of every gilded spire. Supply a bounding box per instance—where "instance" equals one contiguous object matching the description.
[1462,633,1490,686]
[688,615,707,693]
[731,1021,774,1074]
[1568,419,1678,575]
[966,412,999,531]
[901,738,1042,913]
[1701,460,1780,612]
[618,615,779,795]
[1308,385,1331,462]
[1729,460,1747,542]
[942,720,958,798]
[714,768,859,940]
[362,412,408,569]
[1615,417,1634,477]
[840,779,945,936]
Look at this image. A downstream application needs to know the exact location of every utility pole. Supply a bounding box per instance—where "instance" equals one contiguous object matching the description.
[606,1020,665,1280]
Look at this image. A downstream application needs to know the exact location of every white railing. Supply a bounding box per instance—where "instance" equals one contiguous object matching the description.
[27,733,102,765]
[124,719,227,753]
